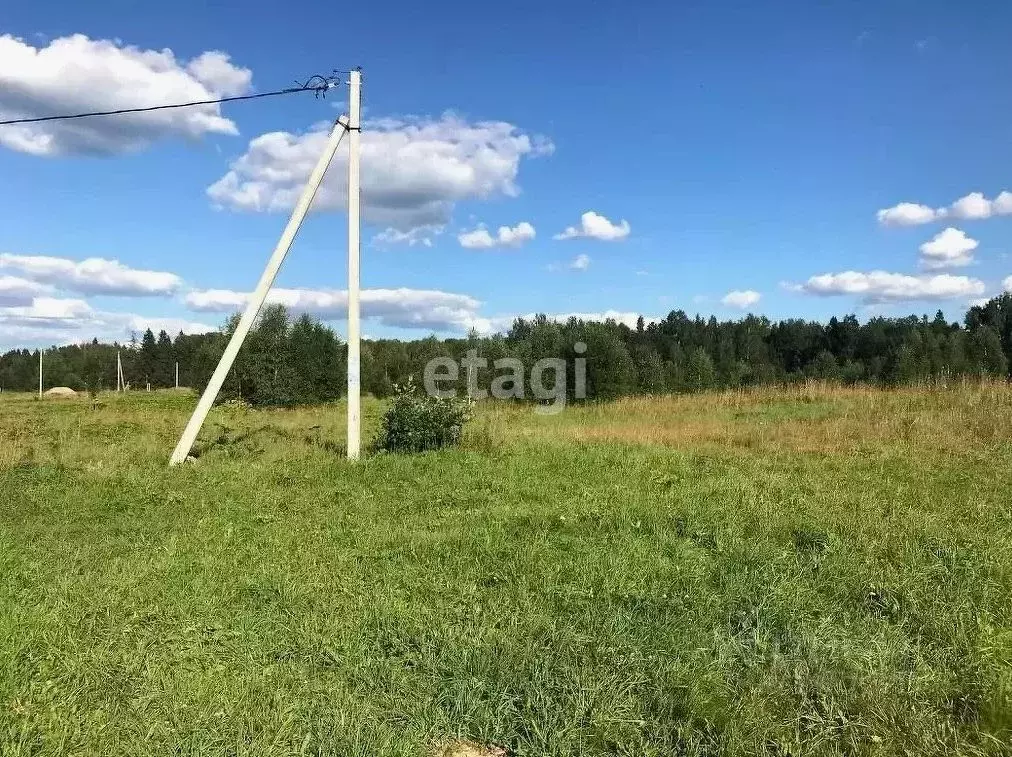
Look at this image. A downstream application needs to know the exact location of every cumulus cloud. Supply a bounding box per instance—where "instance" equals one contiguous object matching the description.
[184,286,484,331]
[208,114,553,233]
[0,275,54,306]
[877,191,1012,226]
[721,289,761,309]
[0,295,215,347]
[0,254,182,296]
[0,296,94,327]
[553,211,631,241]
[458,221,536,249]
[1004,276,1012,292]
[457,228,496,249]
[918,227,978,269]
[876,202,938,227]
[796,270,985,302]
[0,34,251,156]
[949,192,993,221]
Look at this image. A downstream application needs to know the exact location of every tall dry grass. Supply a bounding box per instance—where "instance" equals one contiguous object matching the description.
[470,380,1012,458]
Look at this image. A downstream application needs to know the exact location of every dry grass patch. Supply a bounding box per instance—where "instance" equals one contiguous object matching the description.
[475,381,1012,458]
[434,739,509,757]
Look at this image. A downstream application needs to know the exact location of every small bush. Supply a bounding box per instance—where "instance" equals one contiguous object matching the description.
[372,378,472,454]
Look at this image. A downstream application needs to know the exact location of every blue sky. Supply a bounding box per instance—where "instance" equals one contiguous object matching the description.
[2,0,1012,348]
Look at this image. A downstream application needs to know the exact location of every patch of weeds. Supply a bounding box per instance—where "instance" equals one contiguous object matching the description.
[792,527,831,571]
[690,529,717,551]
[671,514,689,537]
[651,468,687,491]
[727,602,797,657]
[792,527,829,555]
[861,585,904,623]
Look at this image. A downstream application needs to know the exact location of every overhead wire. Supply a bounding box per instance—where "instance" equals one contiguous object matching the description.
[0,71,349,127]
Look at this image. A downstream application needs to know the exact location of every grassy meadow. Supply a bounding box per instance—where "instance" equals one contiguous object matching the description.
[1,385,1011,756]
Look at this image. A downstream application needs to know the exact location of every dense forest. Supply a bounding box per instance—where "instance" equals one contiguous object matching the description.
[3,296,1012,404]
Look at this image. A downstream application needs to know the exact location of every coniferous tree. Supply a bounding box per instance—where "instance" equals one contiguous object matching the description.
[154,330,174,387]
[139,329,157,386]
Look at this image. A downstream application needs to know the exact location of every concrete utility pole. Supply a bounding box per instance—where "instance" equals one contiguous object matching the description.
[38,349,42,398]
[117,351,123,392]
[346,68,362,460]
[168,115,350,465]
[175,361,179,389]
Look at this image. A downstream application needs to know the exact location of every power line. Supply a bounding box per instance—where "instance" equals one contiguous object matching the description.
[0,72,347,127]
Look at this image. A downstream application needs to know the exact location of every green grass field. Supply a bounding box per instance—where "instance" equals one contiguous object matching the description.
[2,385,1011,756]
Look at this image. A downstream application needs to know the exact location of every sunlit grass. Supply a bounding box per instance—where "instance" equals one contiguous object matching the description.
[1,385,1011,755]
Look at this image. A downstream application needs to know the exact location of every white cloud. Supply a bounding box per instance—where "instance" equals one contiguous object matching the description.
[123,315,218,336]
[458,221,536,249]
[184,286,484,331]
[969,297,992,308]
[498,221,536,247]
[721,289,761,309]
[876,202,939,226]
[877,191,1012,226]
[554,211,631,241]
[0,296,94,327]
[0,295,216,347]
[546,253,591,273]
[0,34,251,156]
[183,51,251,97]
[949,192,992,221]
[1003,276,1012,292]
[183,289,248,311]
[182,287,658,335]
[0,275,54,306]
[918,227,978,269]
[457,227,496,249]
[0,254,182,296]
[796,270,985,302]
[208,114,553,233]
[373,225,443,248]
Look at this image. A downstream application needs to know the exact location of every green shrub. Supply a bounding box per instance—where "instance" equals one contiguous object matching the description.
[372,378,472,454]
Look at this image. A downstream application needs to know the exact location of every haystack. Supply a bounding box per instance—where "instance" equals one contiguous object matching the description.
[43,386,77,398]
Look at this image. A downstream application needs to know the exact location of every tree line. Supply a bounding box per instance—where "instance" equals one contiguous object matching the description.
[3,296,1011,402]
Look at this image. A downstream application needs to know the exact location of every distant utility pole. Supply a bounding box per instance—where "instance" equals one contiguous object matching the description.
[116,351,123,392]
[38,349,43,398]
[347,68,362,461]
[175,361,179,389]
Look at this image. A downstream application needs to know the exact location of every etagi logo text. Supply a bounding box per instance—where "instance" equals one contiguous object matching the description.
[422,343,587,414]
